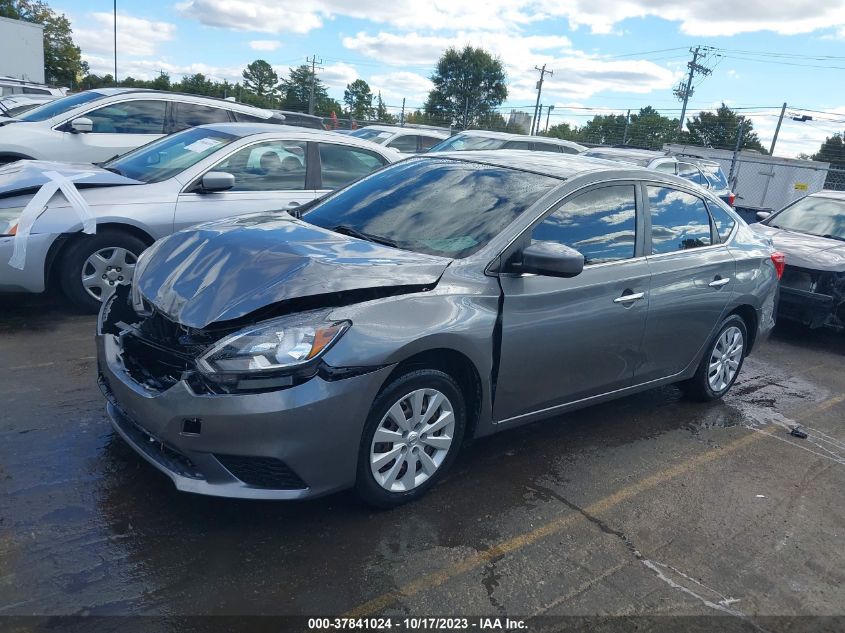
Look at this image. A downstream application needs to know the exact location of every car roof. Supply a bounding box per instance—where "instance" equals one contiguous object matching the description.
[360,125,448,137]
[84,88,273,115]
[812,190,845,201]
[584,147,668,160]
[420,150,639,180]
[194,122,401,151]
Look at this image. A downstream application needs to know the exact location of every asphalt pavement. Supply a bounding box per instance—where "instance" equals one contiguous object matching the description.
[1,292,844,632]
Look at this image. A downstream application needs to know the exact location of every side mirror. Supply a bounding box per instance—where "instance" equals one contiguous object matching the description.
[200,171,235,193]
[518,242,584,278]
[756,211,772,221]
[70,117,93,133]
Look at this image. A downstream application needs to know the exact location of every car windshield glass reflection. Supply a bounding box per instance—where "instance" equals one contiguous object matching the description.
[17,91,104,122]
[769,197,845,240]
[104,128,237,183]
[428,134,508,152]
[304,158,560,258]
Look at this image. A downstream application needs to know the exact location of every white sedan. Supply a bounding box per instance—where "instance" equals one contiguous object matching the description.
[0,123,401,310]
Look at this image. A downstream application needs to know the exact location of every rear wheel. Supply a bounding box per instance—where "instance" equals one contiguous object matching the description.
[680,315,748,401]
[355,369,466,508]
[58,230,147,313]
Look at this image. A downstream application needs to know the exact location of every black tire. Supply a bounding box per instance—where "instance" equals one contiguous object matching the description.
[58,229,147,313]
[680,314,748,402]
[355,369,466,509]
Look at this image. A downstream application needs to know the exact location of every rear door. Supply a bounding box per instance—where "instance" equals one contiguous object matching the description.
[494,183,651,423]
[174,138,317,231]
[170,102,233,132]
[636,184,736,382]
[385,134,419,154]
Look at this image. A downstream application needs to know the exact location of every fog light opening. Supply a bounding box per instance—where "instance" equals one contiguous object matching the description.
[181,418,202,435]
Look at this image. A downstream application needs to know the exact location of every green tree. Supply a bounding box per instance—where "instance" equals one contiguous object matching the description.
[279,64,338,115]
[242,59,278,106]
[576,114,627,145]
[176,73,214,95]
[685,103,767,152]
[626,106,681,149]
[810,133,845,188]
[343,79,374,120]
[424,46,507,128]
[543,122,578,141]
[0,0,84,86]
[375,92,396,123]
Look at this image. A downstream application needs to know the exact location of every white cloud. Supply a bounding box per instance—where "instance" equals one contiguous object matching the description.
[176,0,845,37]
[748,107,845,158]
[82,54,244,83]
[249,40,282,51]
[368,71,433,104]
[74,12,175,57]
[320,63,360,90]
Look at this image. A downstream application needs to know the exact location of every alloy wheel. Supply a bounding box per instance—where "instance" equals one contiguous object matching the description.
[370,388,455,492]
[81,247,137,302]
[708,325,744,392]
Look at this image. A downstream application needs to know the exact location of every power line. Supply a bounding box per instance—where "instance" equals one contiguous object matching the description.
[674,46,713,131]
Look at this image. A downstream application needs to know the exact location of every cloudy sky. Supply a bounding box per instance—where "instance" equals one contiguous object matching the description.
[60,0,845,157]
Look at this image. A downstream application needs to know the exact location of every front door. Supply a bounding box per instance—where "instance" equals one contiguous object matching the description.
[636,184,736,382]
[494,184,651,423]
[174,139,318,231]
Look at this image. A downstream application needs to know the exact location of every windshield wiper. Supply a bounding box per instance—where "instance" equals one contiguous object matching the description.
[333,225,398,248]
[822,234,845,242]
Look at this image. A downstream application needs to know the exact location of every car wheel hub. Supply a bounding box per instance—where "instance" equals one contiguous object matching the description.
[81,247,137,302]
[708,326,744,393]
[370,388,455,493]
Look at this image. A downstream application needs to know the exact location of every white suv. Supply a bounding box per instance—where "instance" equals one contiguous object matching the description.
[0,88,283,164]
[346,125,449,153]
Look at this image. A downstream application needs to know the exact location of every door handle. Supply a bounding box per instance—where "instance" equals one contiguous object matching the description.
[613,292,645,304]
[709,277,731,288]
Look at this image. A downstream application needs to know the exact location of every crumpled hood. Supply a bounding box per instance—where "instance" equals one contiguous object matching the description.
[750,224,845,271]
[0,160,141,199]
[136,213,451,328]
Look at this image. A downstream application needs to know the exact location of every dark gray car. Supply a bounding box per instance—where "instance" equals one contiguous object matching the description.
[97,151,781,507]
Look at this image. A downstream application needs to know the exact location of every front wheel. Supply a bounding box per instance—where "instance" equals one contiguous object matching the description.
[680,315,748,401]
[58,230,147,313]
[355,369,466,508]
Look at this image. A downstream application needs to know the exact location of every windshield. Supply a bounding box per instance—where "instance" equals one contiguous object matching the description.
[427,134,508,152]
[698,162,729,190]
[767,196,845,240]
[17,91,105,122]
[349,128,392,142]
[304,158,560,258]
[105,127,238,183]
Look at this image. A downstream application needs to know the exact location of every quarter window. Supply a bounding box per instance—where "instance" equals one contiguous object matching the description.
[708,202,736,242]
[84,100,166,134]
[172,103,232,131]
[419,136,442,151]
[531,185,637,265]
[212,140,308,191]
[677,162,707,187]
[648,186,712,254]
[319,144,387,189]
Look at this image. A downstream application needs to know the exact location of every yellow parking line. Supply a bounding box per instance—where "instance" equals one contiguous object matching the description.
[344,394,844,617]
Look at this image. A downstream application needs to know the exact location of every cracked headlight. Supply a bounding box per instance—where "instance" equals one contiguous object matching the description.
[0,206,24,236]
[197,311,350,376]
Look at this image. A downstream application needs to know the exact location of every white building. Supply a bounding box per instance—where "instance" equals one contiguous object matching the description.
[0,16,45,84]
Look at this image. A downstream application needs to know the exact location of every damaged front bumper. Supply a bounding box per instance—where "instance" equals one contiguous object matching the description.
[778,266,845,330]
[96,293,393,500]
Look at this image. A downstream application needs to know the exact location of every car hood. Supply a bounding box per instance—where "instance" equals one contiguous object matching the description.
[136,213,451,328]
[0,160,141,199]
[750,223,845,271]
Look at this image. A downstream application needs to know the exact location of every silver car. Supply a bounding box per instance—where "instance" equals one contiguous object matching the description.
[97,151,780,507]
[0,123,400,310]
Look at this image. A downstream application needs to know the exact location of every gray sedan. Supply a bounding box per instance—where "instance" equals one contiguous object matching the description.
[97,151,781,507]
[0,123,400,310]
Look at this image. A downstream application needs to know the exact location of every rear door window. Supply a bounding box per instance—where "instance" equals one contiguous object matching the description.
[318,143,387,189]
[648,186,713,254]
[84,100,166,134]
[532,185,638,265]
[533,142,562,153]
[172,103,233,131]
[502,140,530,150]
[677,162,708,187]
[212,140,308,191]
[386,135,419,153]
[419,136,442,151]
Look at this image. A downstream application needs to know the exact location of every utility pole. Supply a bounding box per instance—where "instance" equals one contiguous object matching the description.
[622,109,631,145]
[769,102,787,155]
[728,119,745,190]
[113,0,118,84]
[306,55,323,115]
[545,105,554,133]
[531,64,553,135]
[674,46,711,132]
[400,98,405,127]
